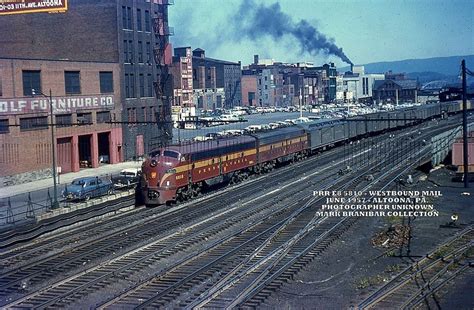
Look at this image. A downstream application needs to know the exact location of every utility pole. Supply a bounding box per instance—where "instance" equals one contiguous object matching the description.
[49,89,59,209]
[461,60,469,188]
[33,89,59,209]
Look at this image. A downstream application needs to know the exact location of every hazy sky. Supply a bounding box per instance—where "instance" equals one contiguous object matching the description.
[169,0,474,67]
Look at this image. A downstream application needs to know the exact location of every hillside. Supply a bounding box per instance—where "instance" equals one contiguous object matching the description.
[340,55,474,77]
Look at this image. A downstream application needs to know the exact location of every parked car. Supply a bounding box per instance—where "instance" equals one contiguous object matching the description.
[62,176,114,201]
[112,168,141,190]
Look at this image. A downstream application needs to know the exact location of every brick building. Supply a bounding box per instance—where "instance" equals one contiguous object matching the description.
[373,79,419,104]
[0,58,122,184]
[191,48,242,108]
[0,0,174,162]
[241,74,258,106]
[170,47,194,108]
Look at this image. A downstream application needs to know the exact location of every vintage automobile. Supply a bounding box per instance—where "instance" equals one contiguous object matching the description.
[62,176,114,201]
[112,168,141,190]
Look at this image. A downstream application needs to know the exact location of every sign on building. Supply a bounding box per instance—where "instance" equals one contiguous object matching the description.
[0,95,114,114]
[0,0,68,15]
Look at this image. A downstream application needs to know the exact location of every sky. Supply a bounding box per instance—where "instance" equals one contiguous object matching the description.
[168,0,474,67]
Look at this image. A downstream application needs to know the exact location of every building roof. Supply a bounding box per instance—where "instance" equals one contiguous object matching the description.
[343,72,359,78]
[192,56,240,66]
[394,79,418,89]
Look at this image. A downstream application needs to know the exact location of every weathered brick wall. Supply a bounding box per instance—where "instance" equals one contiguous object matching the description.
[0,58,122,180]
[0,0,119,62]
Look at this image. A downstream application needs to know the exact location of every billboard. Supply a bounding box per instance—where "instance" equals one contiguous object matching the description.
[0,0,67,15]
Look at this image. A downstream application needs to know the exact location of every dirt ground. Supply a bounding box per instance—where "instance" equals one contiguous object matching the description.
[262,167,474,309]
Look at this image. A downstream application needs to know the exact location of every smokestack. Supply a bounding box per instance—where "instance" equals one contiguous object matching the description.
[254,54,259,64]
[235,0,353,65]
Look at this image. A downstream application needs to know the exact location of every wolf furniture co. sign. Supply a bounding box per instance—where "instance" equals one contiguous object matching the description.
[0,95,114,115]
[0,0,67,15]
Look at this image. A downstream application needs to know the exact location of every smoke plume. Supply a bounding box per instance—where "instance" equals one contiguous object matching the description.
[235,0,353,65]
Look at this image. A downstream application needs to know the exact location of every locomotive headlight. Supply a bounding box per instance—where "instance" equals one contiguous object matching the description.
[150,159,157,167]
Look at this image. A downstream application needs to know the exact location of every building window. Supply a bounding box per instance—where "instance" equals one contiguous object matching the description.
[138,41,143,63]
[142,106,147,124]
[146,42,151,63]
[122,6,127,29]
[0,76,2,96]
[97,111,111,123]
[20,116,48,131]
[139,74,145,97]
[77,112,92,124]
[149,106,155,121]
[0,119,9,134]
[130,74,136,98]
[129,40,134,63]
[182,78,189,89]
[125,74,130,98]
[145,10,151,32]
[127,7,132,30]
[56,114,72,127]
[181,63,187,71]
[22,70,41,96]
[65,71,81,94]
[147,74,153,97]
[137,8,142,31]
[127,107,136,126]
[123,40,129,63]
[99,71,114,93]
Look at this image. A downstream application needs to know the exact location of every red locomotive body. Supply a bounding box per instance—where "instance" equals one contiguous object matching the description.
[141,136,257,206]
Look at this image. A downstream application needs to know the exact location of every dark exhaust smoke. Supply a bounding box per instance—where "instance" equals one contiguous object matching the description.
[235,0,353,65]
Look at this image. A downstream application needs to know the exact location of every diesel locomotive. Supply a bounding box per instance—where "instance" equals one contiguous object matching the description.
[140,101,471,206]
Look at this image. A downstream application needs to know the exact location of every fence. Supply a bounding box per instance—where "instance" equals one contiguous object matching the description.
[0,170,137,228]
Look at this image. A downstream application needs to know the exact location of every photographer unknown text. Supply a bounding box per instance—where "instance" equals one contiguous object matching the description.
[313,190,441,217]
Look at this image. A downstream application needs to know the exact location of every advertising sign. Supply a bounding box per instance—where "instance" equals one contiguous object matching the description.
[0,94,114,114]
[0,0,68,15]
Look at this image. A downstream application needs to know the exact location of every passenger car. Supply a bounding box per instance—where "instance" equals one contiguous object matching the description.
[112,168,141,189]
[62,176,113,201]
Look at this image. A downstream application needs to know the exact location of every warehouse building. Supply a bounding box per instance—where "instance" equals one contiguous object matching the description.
[0,58,122,184]
[0,0,174,168]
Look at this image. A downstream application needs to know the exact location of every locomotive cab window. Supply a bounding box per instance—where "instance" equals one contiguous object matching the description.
[149,150,161,158]
[163,150,179,159]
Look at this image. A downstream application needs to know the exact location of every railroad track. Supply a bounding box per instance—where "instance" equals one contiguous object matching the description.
[95,136,422,308]
[0,118,459,307]
[358,226,474,310]
[0,132,381,307]
[0,123,410,308]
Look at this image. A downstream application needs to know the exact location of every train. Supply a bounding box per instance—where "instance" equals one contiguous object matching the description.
[140,100,471,206]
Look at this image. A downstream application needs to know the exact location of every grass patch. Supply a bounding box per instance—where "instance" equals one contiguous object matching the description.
[385,264,401,273]
[356,275,386,290]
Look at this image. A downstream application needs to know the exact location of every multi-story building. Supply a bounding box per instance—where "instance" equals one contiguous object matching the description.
[339,66,385,103]
[193,88,225,110]
[0,58,121,184]
[171,47,194,108]
[241,74,258,106]
[314,63,337,103]
[373,79,419,104]
[0,0,174,163]
[191,49,242,108]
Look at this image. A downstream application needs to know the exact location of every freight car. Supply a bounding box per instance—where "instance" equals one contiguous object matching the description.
[141,101,468,206]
